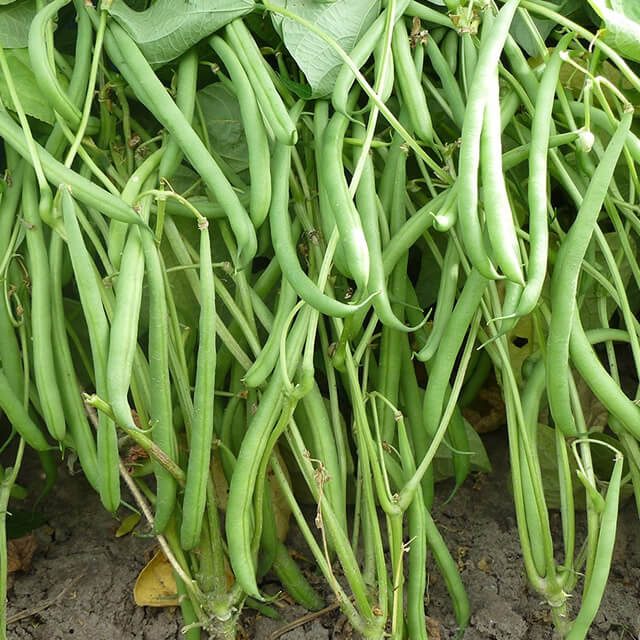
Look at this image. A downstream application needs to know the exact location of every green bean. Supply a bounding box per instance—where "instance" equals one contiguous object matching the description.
[352,122,410,331]
[49,232,99,492]
[569,310,640,440]
[224,19,297,146]
[0,159,25,400]
[158,49,198,183]
[416,238,459,361]
[21,169,66,442]
[321,110,370,291]
[244,278,297,388]
[481,68,524,285]
[0,370,49,452]
[314,100,350,279]
[391,18,433,143]
[61,188,120,512]
[456,0,520,280]
[109,150,162,270]
[140,229,178,533]
[566,452,623,640]
[226,309,310,598]
[209,36,271,228]
[424,33,465,129]
[272,541,325,611]
[331,8,393,116]
[28,0,82,129]
[181,218,217,550]
[514,33,572,318]
[269,123,369,318]
[547,108,632,437]
[421,270,487,492]
[102,19,257,267]
[405,1,455,28]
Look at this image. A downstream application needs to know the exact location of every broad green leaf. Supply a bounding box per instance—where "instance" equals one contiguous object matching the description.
[0,0,37,49]
[0,48,55,123]
[197,83,249,174]
[270,0,381,97]
[587,0,640,61]
[107,0,254,66]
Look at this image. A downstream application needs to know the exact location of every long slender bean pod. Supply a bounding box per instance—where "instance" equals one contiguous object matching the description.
[514,33,573,318]
[21,170,66,441]
[209,36,271,228]
[180,220,216,550]
[547,108,632,436]
[456,0,520,279]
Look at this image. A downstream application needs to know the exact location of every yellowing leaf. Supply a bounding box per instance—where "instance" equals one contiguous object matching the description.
[134,550,179,607]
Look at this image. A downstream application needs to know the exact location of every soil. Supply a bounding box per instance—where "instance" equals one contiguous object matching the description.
[4,430,640,640]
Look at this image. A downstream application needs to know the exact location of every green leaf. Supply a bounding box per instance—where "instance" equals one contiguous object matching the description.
[587,0,640,61]
[197,83,250,173]
[269,0,381,97]
[7,509,47,539]
[107,0,254,66]
[0,0,38,49]
[433,419,492,483]
[0,48,55,123]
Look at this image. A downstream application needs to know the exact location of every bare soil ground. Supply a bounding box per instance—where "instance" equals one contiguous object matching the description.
[5,430,640,640]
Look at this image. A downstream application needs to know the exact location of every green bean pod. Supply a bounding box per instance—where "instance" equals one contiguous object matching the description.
[272,541,325,611]
[209,36,271,228]
[421,269,487,472]
[0,159,25,398]
[514,34,573,318]
[416,238,459,362]
[566,453,623,640]
[569,310,640,440]
[424,34,465,129]
[0,370,49,451]
[226,311,310,598]
[49,233,100,492]
[352,122,410,331]
[158,49,199,183]
[61,189,120,512]
[331,0,411,115]
[243,278,297,388]
[224,19,297,146]
[27,0,82,128]
[108,150,163,270]
[322,111,370,291]
[547,109,632,437]
[141,229,178,533]
[456,0,520,280]
[21,170,66,441]
[269,131,368,318]
[391,19,433,143]
[480,68,524,285]
[180,221,216,550]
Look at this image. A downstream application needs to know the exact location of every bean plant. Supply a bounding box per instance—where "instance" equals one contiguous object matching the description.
[0,0,639,639]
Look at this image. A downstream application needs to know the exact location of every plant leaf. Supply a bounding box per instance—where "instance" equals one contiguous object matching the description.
[587,0,640,61]
[0,48,55,123]
[197,82,250,173]
[0,0,38,49]
[106,0,254,66]
[269,0,381,97]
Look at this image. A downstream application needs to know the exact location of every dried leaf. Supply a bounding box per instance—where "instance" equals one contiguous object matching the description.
[7,534,37,573]
[133,550,179,607]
